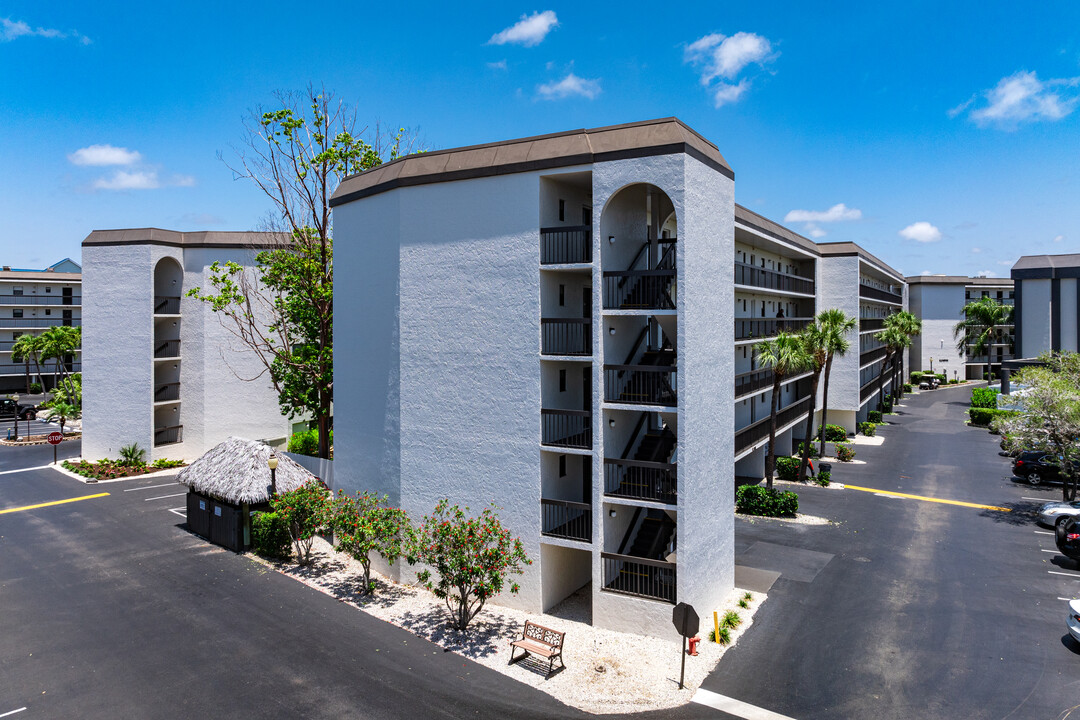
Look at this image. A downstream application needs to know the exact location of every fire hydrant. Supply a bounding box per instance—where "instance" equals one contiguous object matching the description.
[687,636,701,656]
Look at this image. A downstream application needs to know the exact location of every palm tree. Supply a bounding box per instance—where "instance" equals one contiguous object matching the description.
[796,323,827,482]
[40,325,81,394]
[11,333,45,393]
[953,297,1013,383]
[884,311,922,399]
[817,309,857,458]
[756,332,814,489]
[874,326,911,411]
[45,401,80,436]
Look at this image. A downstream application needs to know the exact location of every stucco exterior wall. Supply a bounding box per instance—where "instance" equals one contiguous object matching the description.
[1020,278,1052,357]
[817,255,861,416]
[910,284,966,373]
[1061,279,1078,352]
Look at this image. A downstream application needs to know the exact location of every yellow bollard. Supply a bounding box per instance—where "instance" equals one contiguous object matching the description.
[713,610,720,643]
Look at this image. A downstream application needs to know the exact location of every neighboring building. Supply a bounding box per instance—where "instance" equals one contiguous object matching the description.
[1011,254,1080,359]
[0,259,82,393]
[328,117,908,637]
[907,275,1014,379]
[817,243,908,431]
[80,229,295,462]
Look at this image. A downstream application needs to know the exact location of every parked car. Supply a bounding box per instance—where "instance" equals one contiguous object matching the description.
[1069,599,1080,645]
[1013,451,1065,486]
[1037,500,1080,528]
[0,397,36,421]
[1056,517,1080,563]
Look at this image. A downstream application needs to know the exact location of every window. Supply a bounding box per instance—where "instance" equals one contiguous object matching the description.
[44,309,50,316]
[45,286,51,293]
[559,455,566,477]
[558,199,565,221]
[12,309,22,318]
[559,284,565,306]
[12,287,22,296]
[559,369,567,392]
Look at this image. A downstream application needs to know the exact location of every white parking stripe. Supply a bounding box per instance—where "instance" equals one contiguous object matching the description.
[0,465,53,476]
[168,507,187,517]
[0,709,27,718]
[1048,571,1080,579]
[1059,597,1076,601]
[1035,531,1053,535]
[1022,497,1050,501]
[1041,549,1059,553]
[692,689,795,720]
[123,483,179,492]
[144,493,186,502]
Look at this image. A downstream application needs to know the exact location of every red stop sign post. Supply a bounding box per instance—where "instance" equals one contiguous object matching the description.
[48,431,62,464]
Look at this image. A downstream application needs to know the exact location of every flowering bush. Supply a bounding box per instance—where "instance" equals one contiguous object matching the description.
[409,499,531,631]
[270,481,331,566]
[835,443,856,462]
[330,490,410,594]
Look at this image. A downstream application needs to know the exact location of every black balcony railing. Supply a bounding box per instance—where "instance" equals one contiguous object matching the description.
[735,368,773,398]
[541,319,591,356]
[154,382,180,402]
[0,318,68,328]
[734,317,812,341]
[541,499,591,542]
[154,296,181,314]
[154,339,181,358]
[154,425,183,446]
[601,552,676,604]
[604,458,677,504]
[859,284,903,303]
[860,377,881,402]
[540,225,592,265]
[0,295,82,306]
[602,270,676,310]
[734,262,814,295]
[541,409,591,449]
[860,317,886,332]
[604,365,677,406]
[734,394,813,455]
[860,346,887,366]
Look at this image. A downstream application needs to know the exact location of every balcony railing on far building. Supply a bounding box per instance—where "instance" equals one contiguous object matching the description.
[154,425,183,446]
[734,262,814,295]
[604,365,677,406]
[154,296,181,314]
[0,295,81,306]
[734,317,812,341]
[604,458,677,504]
[540,226,592,265]
[541,319,591,356]
[859,284,903,304]
[734,394,813,455]
[541,409,592,449]
[541,499,591,542]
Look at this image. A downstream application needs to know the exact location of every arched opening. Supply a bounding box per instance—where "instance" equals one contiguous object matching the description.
[599,183,677,311]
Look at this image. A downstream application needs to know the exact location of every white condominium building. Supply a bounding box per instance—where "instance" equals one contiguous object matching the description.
[1011,254,1080,359]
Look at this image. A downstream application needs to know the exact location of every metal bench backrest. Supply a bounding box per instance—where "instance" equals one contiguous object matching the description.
[523,621,564,649]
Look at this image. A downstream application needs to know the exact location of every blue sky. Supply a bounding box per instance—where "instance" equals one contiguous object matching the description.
[2,1,1078,277]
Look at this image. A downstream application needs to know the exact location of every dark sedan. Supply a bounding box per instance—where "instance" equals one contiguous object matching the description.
[1056,517,1080,563]
[1013,451,1064,486]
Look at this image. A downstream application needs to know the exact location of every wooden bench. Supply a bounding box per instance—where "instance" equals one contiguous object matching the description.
[508,620,565,678]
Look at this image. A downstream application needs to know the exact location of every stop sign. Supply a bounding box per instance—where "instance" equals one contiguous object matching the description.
[672,602,700,638]
[47,431,63,445]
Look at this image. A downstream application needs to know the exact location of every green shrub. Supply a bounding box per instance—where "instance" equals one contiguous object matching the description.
[270,481,332,566]
[815,470,831,487]
[819,424,846,442]
[738,597,750,609]
[948,378,959,384]
[710,627,732,644]
[881,399,893,413]
[910,371,925,383]
[867,410,883,423]
[835,444,856,462]
[775,456,799,482]
[903,383,913,393]
[796,442,819,459]
[969,407,1018,427]
[970,387,1000,409]
[151,458,185,469]
[858,421,876,437]
[736,485,799,517]
[721,611,742,629]
[29,382,42,394]
[118,443,147,467]
[251,511,292,560]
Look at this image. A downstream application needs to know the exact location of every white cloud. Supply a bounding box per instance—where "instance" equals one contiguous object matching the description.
[964,71,1080,128]
[1054,234,1065,242]
[684,31,775,109]
[805,224,827,239]
[93,170,160,191]
[920,270,933,276]
[899,221,942,243]
[971,247,983,253]
[68,144,142,166]
[975,270,996,278]
[1,17,90,44]
[997,260,1015,266]
[489,11,558,47]
[537,73,601,100]
[784,203,862,224]
[487,59,508,70]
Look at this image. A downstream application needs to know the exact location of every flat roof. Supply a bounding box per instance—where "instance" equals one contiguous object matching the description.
[734,204,820,256]
[905,275,1013,286]
[83,228,290,249]
[0,270,81,282]
[816,242,905,283]
[330,117,733,206]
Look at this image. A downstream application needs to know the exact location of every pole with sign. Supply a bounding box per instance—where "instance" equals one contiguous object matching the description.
[48,431,63,464]
[671,602,700,690]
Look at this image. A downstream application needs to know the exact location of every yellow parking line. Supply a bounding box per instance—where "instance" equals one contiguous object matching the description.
[0,492,110,515]
[843,485,1011,512]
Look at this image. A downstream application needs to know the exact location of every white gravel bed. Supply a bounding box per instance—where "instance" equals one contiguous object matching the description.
[735,510,834,526]
[256,537,766,715]
[819,455,866,465]
[849,434,884,446]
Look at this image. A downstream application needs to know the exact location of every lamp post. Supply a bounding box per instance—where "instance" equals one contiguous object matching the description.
[268,453,279,496]
[929,357,934,373]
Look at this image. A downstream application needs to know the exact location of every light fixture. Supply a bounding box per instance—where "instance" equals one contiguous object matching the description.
[609,510,617,518]
[268,453,279,496]
[608,235,615,244]
[609,418,615,428]
[609,327,616,336]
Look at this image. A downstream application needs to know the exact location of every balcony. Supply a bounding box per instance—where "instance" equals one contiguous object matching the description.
[604,365,676,406]
[601,552,676,604]
[0,295,81,306]
[604,458,676,504]
[860,346,887,366]
[734,394,813,455]
[860,318,886,332]
[0,318,68,328]
[541,409,592,449]
[859,284,903,304]
[602,270,676,310]
[154,339,182,359]
[735,368,773,398]
[541,319,591,356]
[540,499,592,542]
[541,225,592,265]
[0,362,80,375]
[860,377,880,402]
[734,317,812,341]
[154,382,180,402]
[154,425,183,446]
[154,296,181,314]
[734,262,814,295]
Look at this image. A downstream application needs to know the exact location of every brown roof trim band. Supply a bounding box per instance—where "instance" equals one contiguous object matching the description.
[329,143,734,207]
[734,216,820,257]
[82,239,281,249]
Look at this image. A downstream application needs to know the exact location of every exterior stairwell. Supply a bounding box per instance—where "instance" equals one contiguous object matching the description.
[604,413,677,504]
[602,508,677,603]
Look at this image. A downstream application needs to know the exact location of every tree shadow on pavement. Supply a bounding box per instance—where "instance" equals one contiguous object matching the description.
[395,606,514,660]
[978,499,1041,526]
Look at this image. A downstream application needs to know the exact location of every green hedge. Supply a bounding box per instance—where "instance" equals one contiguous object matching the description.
[969,407,1017,427]
[736,485,799,517]
[867,410,882,424]
[251,511,292,560]
[970,387,1000,409]
[858,421,877,437]
[29,382,42,394]
[796,442,819,459]
[819,424,846,442]
[776,456,799,482]
[287,428,333,457]
[903,383,913,393]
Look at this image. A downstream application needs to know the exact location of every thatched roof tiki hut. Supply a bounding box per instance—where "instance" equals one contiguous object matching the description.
[177,437,316,552]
